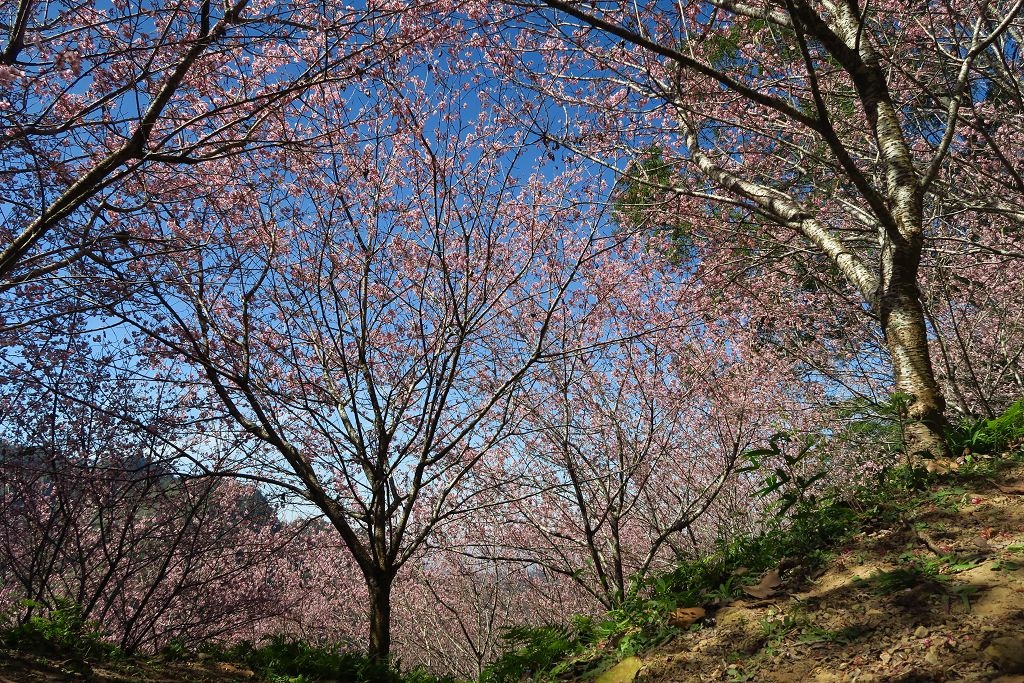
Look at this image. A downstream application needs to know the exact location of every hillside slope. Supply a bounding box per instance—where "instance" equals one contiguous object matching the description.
[600,468,1024,683]
[1,468,1021,683]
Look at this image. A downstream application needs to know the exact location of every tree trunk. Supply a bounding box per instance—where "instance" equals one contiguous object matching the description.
[366,571,394,664]
[878,244,952,463]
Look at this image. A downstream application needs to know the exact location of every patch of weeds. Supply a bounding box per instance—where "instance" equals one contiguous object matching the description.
[904,550,985,577]
[832,394,909,463]
[736,432,828,518]
[481,619,599,683]
[855,553,984,613]
[897,548,983,577]
[928,487,968,511]
[992,558,1024,572]
[160,637,190,661]
[758,613,801,650]
[948,399,1024,458]
[796,624,835,644]
[855,565,943,595]
[753,611,851,657]
[1,598,120,661]
[945,583,982,610]
[834,624,871,643]
[726,663,756,682]
[858,547,978,591]
[881,463,934,494]
[705,575,742,604]
[937,554,984,574]
[957,455,1001,478]
[850,549,871,565]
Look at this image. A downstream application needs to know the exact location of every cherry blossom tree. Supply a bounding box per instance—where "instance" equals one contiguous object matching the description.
[0,0,443,290]
[90,50,628,658]
[0,337,300,653]
[484,0,1024,463]
[9,1,1023,669]
[922,225,1024,419]
[459,244,813,608]
[391,551,592,679]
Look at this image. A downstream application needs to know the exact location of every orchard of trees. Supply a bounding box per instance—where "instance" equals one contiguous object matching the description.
[1,0,1022,678]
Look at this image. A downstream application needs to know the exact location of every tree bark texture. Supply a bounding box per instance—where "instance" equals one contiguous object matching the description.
[367,572,394,663]
[879,242,952,461]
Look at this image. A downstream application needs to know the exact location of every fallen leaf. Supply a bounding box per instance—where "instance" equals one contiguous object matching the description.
[742,569,782,599]
[732,566,749,577]
[669,606,706,628]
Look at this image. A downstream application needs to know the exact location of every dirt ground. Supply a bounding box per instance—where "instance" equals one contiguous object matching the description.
[629,467,1024,683]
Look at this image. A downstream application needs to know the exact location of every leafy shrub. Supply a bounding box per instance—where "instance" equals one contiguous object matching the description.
[948,399,1024,456]
[1,598,120,660]
[737,432,827,517]
[480,619,597,683]
[160,636,189,661]
[831,394,911,461]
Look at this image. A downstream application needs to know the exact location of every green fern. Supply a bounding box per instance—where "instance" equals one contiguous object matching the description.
[948,399,1024,456]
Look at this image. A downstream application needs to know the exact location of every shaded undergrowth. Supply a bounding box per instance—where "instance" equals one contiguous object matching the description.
[0,615,454,683]
[197,637,458,683]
